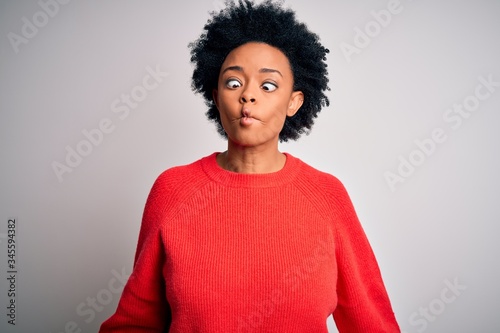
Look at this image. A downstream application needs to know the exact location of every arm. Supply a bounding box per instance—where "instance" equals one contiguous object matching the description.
[330,180,400,332]
[99,176,172,333]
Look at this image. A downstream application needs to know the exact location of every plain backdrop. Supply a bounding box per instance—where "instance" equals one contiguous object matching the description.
[1,0,499,332]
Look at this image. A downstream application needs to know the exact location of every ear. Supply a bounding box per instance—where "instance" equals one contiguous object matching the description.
[212,89,219,110]
[287,91,304,117]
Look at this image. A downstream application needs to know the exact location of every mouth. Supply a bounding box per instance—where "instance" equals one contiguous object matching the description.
[239,115,255,126]
[238,108,257,126]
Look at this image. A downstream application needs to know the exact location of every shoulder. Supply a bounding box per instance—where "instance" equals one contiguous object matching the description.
[289,156,363,239]
[138,153,217,237]
[145,153,215,211]
[288,154,355,213]
[152,153,215,189]
[290,154,349,195]
[153,156,203,188]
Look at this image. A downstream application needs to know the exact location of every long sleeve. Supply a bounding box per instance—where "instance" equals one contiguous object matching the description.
[99,176,172,333]
[99,152,399,332]
[330,180,400,332]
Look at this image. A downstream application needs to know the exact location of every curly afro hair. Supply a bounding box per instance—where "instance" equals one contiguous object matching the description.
[189,0,330,142]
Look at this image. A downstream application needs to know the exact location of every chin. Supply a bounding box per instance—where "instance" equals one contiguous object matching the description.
[228,137,260,148]
[227,132,277,148]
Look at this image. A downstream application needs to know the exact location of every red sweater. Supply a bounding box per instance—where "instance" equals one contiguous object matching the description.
[100,152,400,332]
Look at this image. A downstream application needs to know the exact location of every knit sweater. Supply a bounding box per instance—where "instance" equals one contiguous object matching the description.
[99,152,400,332]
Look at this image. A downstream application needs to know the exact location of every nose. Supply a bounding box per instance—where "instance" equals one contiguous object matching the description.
[240,86,256,104]
[240,96,256,103]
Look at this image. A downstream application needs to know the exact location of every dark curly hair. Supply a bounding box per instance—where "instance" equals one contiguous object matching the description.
[189,0,330,142]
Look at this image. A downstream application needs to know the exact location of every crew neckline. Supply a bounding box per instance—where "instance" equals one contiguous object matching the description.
[200,152,302,188]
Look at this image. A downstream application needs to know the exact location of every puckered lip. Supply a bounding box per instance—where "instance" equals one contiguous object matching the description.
[240,116,254,126]
[229,107,261,123]
[240,107,259,121]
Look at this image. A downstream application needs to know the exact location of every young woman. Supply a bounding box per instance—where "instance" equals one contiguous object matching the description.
[100,1,400,332]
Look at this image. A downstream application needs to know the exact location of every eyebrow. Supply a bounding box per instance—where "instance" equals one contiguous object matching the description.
[222,66,283,78]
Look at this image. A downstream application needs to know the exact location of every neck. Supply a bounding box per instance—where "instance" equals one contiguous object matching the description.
[217,140,286,174]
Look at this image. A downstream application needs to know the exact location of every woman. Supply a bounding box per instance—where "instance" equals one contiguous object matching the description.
[100,1,400,332]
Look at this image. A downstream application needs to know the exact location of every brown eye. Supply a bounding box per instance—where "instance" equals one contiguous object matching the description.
[262,82,277,91]
[226,79,242,89]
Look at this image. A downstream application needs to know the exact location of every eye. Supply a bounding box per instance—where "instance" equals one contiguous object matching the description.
[226,79,242,89]
[262,82,277,92]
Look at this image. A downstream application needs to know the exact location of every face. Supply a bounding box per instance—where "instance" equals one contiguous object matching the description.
[213,42,303,148]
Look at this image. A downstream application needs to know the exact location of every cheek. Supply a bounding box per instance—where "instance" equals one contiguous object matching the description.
[261,105,288,135]
[216,90,236,110]
[269,108,287,123]
[269,96,292,121]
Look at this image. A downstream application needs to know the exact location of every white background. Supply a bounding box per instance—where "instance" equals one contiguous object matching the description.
[1,0,499,332]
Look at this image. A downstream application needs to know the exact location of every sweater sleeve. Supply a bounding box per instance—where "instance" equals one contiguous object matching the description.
[99,175,172,333]
[330,179,400,332]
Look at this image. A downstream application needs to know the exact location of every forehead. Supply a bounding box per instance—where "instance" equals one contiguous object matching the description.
[220,42,292,74]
